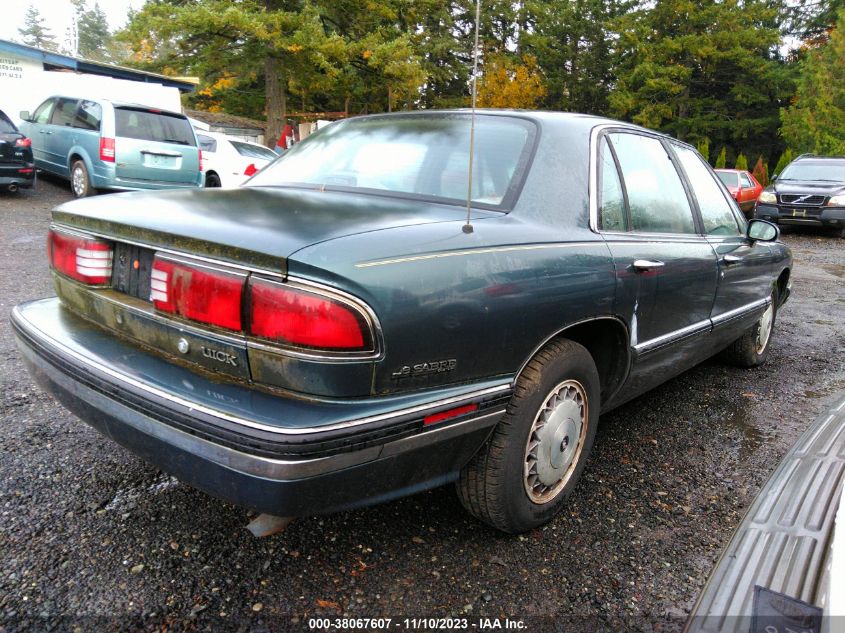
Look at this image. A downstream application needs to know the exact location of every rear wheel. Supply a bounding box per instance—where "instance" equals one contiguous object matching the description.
[456,338,600,533]
[205,172,222,188]
[70,160,95,198]
[720,288,778,367]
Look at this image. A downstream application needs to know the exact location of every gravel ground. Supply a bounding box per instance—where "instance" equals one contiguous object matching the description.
[1,177,844,632]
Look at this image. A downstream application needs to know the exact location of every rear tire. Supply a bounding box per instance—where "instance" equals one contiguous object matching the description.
[456,339,600,533]
[70,160,95,198]
[720,288,778,368]
[205,172,222,188]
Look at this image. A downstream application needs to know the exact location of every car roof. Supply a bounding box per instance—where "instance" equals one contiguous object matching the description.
[43,95,186,118]
[793,155,845,164]
[348,108,679,142]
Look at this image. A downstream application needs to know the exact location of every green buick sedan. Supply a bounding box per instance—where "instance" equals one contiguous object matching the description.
[11,111,792,533]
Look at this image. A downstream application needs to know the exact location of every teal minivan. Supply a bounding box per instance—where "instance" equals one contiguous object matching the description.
[20,97,202,197]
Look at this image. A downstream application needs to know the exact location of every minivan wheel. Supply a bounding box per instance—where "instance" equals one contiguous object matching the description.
[720,287,778,368]
[456,338,600,533]
[70,160,95,198]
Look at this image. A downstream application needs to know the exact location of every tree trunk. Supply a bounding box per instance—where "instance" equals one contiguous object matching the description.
[265,56,286,147]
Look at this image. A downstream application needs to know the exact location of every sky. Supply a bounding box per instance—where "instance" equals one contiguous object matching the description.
[0,0,148,45]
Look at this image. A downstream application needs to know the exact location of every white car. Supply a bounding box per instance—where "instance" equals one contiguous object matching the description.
[196,131,278,188]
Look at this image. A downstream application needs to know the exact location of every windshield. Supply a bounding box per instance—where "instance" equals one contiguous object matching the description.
[779,161,845,182]
[246,114,536,208]
[231,140,278,161]
[115,107,196,146]
[716,171,739,187]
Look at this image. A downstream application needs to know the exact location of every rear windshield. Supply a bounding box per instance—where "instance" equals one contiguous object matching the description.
[0,112,16,134]
[716,171,738,187]
[246,114,536,209]
[779,161,845,183]
[115,108,196,146]
[231,140,277,161]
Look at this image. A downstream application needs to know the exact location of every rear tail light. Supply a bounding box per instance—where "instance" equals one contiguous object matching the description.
[244,163,258,177]
[146,256,375,352]
[99,137,115,162]
[249,280,372,351]
[199,149,203,172]
[15,137,31,148]
[48,229,113,285]
[151,256,244,331]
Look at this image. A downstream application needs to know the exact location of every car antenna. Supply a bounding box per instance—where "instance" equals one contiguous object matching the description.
[463,0,482,235]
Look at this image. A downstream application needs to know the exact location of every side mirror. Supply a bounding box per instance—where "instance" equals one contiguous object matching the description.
[19,110,30,122]
[770,173,778,182]
[748,219,779,242]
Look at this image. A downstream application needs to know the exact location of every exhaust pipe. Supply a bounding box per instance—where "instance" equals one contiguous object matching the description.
[8,183,18,193]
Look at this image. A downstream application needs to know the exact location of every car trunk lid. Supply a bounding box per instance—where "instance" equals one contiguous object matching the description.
[52,186,498,274]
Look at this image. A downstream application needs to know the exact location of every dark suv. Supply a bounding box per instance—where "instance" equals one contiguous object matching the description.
[754,155,845,237]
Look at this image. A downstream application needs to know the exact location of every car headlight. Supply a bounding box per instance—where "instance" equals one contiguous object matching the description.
[827,194,845,206]
[757,191,777,204]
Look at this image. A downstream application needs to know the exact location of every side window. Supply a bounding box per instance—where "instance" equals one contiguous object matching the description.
[49,98,79,127]
[32,99,54,124]
[608,133,696,234]
[598,138,626,231]
[73,100,101,131]
[197,134,217,153]
[673,144,741,236]
[739,172,753,188]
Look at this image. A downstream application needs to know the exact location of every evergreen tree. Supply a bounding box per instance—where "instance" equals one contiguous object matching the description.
[781,10,845,155]
[79,2,112,61]
[609,0,793,161]
[773,149,793,177]
[696,138,710,164]
[715,147,727,169]
[18,4,58,51]
[522,0,630,115]
[735,153,748,171]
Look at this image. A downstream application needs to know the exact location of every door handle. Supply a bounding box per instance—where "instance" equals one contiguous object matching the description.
[721,255,743,265]
[40,130,52,135]
[632,259,665,272]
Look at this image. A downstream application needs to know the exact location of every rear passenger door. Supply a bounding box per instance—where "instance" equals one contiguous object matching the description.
[596,131,719,401]
[670,143,775,347]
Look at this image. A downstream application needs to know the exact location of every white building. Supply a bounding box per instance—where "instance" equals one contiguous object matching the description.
[0,39,196,123]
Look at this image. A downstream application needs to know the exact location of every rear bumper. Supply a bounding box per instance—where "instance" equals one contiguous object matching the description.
[0,164,35,188]
[755,203,845,227]
[11,298,509,516]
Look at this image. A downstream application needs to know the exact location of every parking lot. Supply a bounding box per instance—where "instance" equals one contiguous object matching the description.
[1,176,844,630]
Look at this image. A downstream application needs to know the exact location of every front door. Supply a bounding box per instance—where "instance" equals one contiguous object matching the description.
[670,144,775,347]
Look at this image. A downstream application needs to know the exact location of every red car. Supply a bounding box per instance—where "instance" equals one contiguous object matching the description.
[715,169,763,215]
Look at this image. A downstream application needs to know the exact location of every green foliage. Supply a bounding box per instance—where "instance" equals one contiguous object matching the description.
[521,0,631,114]
[696,138,710,163]
[752,156,768,186]
[18,5,57,51]
[715,147,727,169]
[781,10,845,155]
[609,0,794,162]
[773,149,793,176]
[735,153,748,171]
